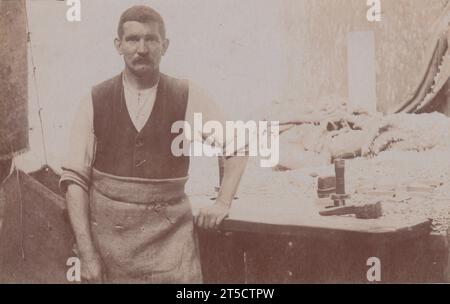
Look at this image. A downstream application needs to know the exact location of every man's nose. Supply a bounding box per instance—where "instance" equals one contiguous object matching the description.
[137,39,149,54]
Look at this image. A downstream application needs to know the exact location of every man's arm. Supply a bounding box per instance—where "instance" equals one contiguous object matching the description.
[218,156,248,205]
[194,155,248,229]
[187,82,249,229]
[60,94,105,282]
[66,184,105,282]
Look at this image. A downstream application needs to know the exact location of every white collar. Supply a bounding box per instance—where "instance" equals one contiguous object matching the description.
[122,73,158,94]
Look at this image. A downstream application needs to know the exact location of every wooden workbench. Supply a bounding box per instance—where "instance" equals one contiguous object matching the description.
[193,194,444,283]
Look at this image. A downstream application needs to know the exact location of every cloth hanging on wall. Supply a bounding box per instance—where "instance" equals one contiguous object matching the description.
[0,0,29,160]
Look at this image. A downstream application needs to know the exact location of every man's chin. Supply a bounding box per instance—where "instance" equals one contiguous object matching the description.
[129,66,155,77]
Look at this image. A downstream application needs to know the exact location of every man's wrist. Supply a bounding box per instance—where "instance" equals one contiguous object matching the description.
[79,247,100,261]
[75,236,99,260]
[216,197,232,207]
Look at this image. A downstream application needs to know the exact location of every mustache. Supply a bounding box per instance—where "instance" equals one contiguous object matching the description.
[133,57,152,65]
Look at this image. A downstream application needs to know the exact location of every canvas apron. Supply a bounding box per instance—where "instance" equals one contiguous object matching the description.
[89,169,202,283]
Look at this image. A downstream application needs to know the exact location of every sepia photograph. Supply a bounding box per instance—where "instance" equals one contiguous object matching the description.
[1,0,450,288]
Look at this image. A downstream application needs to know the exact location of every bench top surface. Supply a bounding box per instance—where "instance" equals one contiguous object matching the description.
[191,193,431,242]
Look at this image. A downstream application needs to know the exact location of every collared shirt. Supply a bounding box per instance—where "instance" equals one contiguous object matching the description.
[122,73,158,132]
[60,75,246,192]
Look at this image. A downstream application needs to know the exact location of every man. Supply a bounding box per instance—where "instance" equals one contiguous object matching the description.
[60,6,248,283]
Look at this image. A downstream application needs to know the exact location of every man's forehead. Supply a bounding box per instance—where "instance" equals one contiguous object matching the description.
[122,20,161,36]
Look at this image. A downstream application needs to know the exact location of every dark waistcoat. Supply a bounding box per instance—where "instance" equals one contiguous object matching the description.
[91,73,190,179]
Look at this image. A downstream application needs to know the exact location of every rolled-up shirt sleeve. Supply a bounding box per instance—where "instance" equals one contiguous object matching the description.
[59,94,96,193]
[186,82,249,157]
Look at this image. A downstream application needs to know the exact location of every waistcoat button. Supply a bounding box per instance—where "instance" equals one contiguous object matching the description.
[136,139,144,147]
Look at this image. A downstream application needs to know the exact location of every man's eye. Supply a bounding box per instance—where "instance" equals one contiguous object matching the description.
[146,36,158,42]
[126,37,139,42]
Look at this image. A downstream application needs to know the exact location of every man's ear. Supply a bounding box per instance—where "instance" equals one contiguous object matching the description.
[162,39,170,56]
[114,38,123,55]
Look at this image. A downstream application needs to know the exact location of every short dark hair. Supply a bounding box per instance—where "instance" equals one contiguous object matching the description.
[117,5,166,39]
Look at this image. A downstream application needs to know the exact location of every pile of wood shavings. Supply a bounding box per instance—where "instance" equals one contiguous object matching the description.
[238,149,450,233]
[277,112,450,170]
[344,150,450,232]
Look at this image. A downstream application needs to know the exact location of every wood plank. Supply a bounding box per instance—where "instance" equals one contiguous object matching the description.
[347,31,377,113]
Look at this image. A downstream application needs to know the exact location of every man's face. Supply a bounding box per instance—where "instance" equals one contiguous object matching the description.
[115,21,169,78]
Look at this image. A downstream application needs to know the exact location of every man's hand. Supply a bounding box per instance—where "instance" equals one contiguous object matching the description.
[194,155,247,230]
[65,184,106,283]
[194,200,230,230]
[80,252,106,284]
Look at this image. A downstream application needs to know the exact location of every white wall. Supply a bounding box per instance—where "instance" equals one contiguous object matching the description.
[21,0,287,170]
